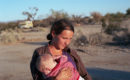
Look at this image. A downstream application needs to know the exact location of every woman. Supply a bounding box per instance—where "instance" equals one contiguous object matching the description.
[30,19,92,80]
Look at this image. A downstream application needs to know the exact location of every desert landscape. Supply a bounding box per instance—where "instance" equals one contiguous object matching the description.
[0,25,130,80]
[0,0,130,80]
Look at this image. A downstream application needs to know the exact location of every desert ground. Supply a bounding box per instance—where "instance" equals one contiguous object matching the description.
[0,25,130,80]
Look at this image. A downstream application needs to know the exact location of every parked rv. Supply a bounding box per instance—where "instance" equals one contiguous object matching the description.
[19,21,33,29]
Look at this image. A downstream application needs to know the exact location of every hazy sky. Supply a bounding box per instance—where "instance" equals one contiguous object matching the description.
[0,0,130,22]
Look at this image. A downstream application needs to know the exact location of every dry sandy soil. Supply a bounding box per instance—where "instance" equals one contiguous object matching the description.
[0,25,130,80]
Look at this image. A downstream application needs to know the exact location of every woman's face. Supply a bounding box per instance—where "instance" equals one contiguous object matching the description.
[52,30,74,50]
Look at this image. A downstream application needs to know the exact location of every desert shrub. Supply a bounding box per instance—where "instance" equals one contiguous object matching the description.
[102,12,125,35]
[101,18,107,29]
[49,9,70,21]
[81,18,89,25]
[0,22,18,32]
[41,19,53,27]
[88,33,102,45]
[34,17,56,27]
[90,12,103,24]
[104,23,121,34]
[0,29,22,44]
[113,31,130,45]
[33,20,48,27]
[71,14,83,25]
[102,12,130,45]
[7,22,18,29]
[104,12,124,22]
[126,8,130,16]
[127,33,130,42]
[73,35,88,46]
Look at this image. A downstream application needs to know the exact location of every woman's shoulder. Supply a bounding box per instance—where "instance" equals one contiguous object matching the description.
[35,46,46,51]
[69,48,77,54]
[67,47,79,58]
[34,44,49,55]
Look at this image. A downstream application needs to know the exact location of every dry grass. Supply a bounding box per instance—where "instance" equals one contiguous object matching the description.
[0,27,49,44]
[0,29,22,44]
[71,25,113,46]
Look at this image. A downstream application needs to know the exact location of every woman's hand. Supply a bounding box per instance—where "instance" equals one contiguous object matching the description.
[55,67,72,80]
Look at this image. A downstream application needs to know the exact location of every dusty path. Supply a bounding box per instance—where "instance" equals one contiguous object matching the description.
[0,42,42,80]
[0,41,130,80]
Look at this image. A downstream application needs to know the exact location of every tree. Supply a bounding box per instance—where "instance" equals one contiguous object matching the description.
[104,12,124,23]
[49,9,69,20]
[126,8,130,15]
[91,12,102,24]
[71,14,82,25]
[22,7,38,21]
[102,12,124,35]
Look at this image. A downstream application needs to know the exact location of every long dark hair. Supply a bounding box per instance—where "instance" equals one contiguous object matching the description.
[47,19,74,43]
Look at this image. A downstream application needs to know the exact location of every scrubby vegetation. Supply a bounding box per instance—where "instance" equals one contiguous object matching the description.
[101,8,130,45]
[0,8,130,45]
[0,22,18,33]
[0,29,22,44]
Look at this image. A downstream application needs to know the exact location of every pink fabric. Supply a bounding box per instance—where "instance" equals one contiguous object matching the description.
[47,55,80,80]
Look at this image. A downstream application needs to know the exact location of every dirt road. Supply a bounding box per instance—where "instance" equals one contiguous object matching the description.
[0,41,130,80]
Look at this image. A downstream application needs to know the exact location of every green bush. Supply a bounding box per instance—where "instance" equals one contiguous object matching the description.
[105,23,120,34]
